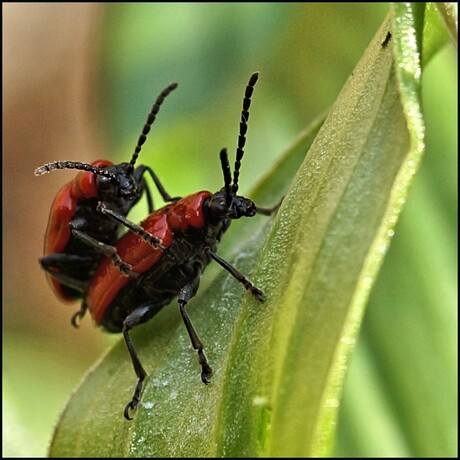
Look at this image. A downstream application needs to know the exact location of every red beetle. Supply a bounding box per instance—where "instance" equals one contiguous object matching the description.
[84,72,281,419]
[36,83,180,324]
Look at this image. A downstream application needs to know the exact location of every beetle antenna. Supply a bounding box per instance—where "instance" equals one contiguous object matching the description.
[232,71,259,194]
[34,161,117,180]
[128,82,178,172]
[219,148,232,202]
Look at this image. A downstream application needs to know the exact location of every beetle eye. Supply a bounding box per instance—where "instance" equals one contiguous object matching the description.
[212,199,226,214]
[205,193,228,218]
[97,175,113,190]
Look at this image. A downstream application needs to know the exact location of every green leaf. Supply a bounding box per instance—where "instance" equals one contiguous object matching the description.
[336,4,457,457]
[434,2,458,47]
[422,3,454,63]
[50,4,450,457]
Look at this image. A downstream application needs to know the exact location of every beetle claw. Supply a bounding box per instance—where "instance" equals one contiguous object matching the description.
[123,401,136,421]
[252,287,265,302]
[201,363,213,385]
[120,264,140,278]
[70,304,88,328]
[71,311,83,328]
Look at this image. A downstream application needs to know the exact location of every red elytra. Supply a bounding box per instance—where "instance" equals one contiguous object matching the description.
[87,191,211,324]
[44,159,113,301]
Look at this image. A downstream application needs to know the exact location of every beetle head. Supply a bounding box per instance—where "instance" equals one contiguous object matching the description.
[96,163,139,201]
[206,72,260,221]
[206,147,257,221]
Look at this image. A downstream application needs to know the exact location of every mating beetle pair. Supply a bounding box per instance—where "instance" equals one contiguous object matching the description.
[37,72,280,419]
[36,82,180,322]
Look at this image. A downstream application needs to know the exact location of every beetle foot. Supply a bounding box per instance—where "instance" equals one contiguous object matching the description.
[198,350,213,384]
[124,400,137,421]
[251,286,265,302]
[124,379,144,420]
[119,263,140,279]
[201,364,213,385]
[70,304,87,328]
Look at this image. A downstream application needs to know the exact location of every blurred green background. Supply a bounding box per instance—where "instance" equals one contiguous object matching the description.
[3,3,456,457]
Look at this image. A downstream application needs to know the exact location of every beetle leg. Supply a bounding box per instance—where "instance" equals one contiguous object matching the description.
[204,247,265,301]
[97,202,165,251]
[121,303,159,420]
[255,196,283,215]
[40,253,91,279]
[40,253,90,292]
[69,225,139,278]
[178,280,213,385]
[135,165,181,209]
[140,178,155,214]
[41,267,87,295]
[71,301,88,328]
